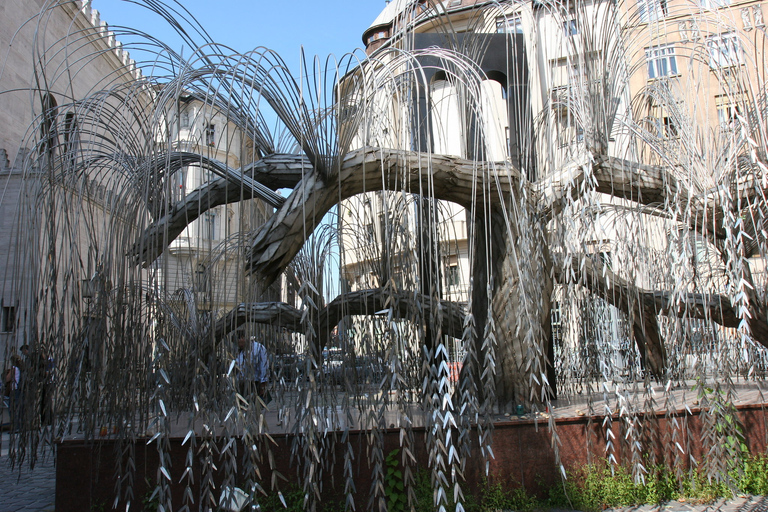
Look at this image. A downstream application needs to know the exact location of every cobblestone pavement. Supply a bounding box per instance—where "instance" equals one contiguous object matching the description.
[0,432,55,512]
[607,496,768,512]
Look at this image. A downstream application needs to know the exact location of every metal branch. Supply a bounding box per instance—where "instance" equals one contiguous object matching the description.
[212,287,466,343]
[245,147,519,282]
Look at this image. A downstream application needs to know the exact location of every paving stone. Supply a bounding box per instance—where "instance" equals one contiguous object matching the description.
[0,433,55,512]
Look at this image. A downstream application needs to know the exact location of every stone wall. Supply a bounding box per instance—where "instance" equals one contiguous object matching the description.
[55,404,768,511]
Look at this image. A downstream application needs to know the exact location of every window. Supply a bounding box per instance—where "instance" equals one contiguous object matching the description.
[393,267,405,289]
[556,112,584,147]
[1,306,15,333]
[203,211,217,240]
[40,94,58,159]
[180,110,190,128]
[172,168,187,202]
[446,265,460,288]
[645,45,678,79]
[496,15,523,34]
[63,112,77,148]
[62,112,78,162]
[565,59,589,86]
[378,213,387,242]
[698,0,730,9]
[195,264,209,293]
[707,33,743,68]
[660,117,678,138]
[568,63,587,85]
[365,223,375,242]
[552,58,584,89]
[205,123,216,146]
[638,0,668,21]
[650,116,678,138]
[551,301,563,348]
[693,238,709,264]
[367,30,388,45]
[563,19,578,36]
[586,242,612,270]
[717,102,742,130]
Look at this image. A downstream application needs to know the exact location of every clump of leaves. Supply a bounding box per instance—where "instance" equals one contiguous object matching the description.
[480,480,539,511]
[142,477,159,512]
[256,485,344,512]
[384,449,406,512]
[558,453,768,512]
[739,453,768,495]
[89,501,107,512]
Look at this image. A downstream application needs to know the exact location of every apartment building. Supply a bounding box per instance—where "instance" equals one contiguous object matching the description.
[341,0,768,383]
[156,93,272,318]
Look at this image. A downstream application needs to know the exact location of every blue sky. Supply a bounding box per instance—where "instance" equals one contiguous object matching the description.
[91,1,377,297]
[94,0,386,68]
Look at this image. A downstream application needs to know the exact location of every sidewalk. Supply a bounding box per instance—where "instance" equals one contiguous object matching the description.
[607,496,768,512]
[0,432,55,512]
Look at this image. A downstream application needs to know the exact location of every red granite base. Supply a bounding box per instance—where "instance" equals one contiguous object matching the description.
[56,404,768,511]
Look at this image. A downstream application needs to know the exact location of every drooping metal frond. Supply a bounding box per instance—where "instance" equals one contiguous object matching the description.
[2,0,768,510]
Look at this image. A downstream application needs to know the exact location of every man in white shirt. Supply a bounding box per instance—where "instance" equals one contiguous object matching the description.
[236,334,271,404]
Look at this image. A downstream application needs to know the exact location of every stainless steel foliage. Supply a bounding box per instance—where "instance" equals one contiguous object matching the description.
[2,0,768,511]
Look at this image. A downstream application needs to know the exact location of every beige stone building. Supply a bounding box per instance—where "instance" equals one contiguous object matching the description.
[155,93,272,318]
[0,0,145,366]
[0,0,272,371]
[340,0,768,379]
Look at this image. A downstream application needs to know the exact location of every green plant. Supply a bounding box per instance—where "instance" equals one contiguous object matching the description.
[477,480,539,512]
[636,466,679,505]
[142,477,160,512]
[561,463,683,512]
[694,379,750,482]
[257,485,305,512]
[407,467,479,512]
[412,467,434,512]
[739,453,768,495]
[89,501,106,512]
[556,452,768,512]
[384,449,406,512]
[254,484,345,512]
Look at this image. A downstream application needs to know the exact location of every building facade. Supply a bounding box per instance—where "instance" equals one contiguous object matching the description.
[0,0,145,367]
[341,0,768,385]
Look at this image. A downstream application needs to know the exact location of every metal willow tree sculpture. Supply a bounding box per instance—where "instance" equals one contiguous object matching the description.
[2,0,768,510]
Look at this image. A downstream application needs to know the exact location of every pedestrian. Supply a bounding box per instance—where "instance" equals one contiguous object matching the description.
[5,354,23,432]
[235,333,271,405]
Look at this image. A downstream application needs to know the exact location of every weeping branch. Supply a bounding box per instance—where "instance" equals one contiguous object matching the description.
[213,286,467,344]
[133,147,518,269]
[557,254,768,371]
[133,153,308,265]
[243,148,500,281]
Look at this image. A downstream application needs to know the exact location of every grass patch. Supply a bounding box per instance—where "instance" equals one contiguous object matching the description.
[239,452,768,511]
[549,454,768,512]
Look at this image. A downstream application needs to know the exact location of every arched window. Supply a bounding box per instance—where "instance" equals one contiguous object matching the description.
[40,94,58,160]
[480,72,509,161]
[63,112,78,154]
[430,71,463,157]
